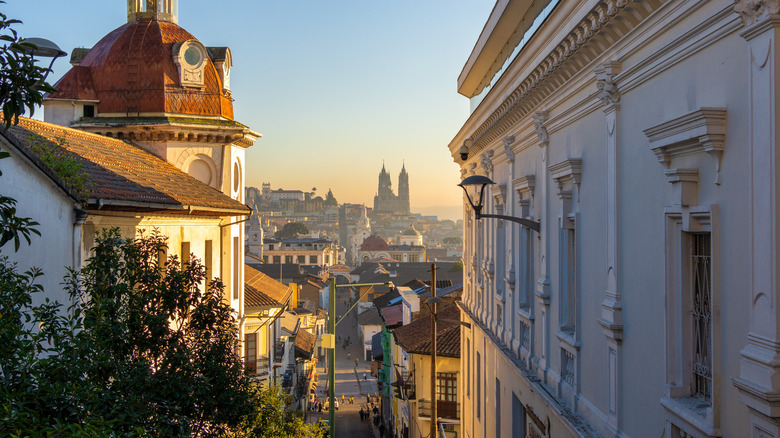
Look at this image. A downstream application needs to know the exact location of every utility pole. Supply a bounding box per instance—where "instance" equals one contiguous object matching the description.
[328,277,336,438]
[429,263,438,438]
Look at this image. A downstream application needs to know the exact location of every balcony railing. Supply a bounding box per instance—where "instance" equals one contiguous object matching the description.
[244,356,270,375]
[418,399,459,420]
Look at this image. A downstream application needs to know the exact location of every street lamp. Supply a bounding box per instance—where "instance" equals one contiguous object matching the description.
[11,38,68,82]
[458,175,541,232]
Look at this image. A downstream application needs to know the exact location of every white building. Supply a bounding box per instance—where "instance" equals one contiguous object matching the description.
[451,1,780,437]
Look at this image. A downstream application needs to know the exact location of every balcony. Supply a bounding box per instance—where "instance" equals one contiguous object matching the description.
[244,356,270,376]
[418,399,460,420]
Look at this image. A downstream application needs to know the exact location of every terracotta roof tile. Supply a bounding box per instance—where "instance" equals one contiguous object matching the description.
[295,329,315,359]
[48,20,232,119]
[3,117,249,215]
[392,305,460,358]
[244,265,292,308]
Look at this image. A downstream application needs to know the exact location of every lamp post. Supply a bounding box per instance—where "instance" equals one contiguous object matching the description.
[11,37,67,82]
[326,279,393,438]
[426,264,444,438]
[458,175,541,232]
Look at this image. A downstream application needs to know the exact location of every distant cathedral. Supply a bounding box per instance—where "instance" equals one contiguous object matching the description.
[373,163,410,214]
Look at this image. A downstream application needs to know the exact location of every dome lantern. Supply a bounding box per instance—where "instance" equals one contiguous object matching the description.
[127,0,178,23]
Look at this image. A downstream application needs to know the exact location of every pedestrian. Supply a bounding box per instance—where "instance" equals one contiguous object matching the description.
[363,372,367,380]
[341,393,345,404]
[318,402,323,413]
[379,422,385,437]
[355,358,359,367]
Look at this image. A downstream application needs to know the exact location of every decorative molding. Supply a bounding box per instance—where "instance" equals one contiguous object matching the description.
[480,150,495,175]
[513,174,536,200]
[664,168,699,207]
[549,158,582,196]
[493,184,507,208]
[502,136,516,162]
[735,0,780,27]
[464,0,664,156]
[532,112,549,146]
[594,61,622,108]
[643,107,727,184]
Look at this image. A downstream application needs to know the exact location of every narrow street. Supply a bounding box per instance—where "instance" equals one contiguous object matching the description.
[307,287,379,437]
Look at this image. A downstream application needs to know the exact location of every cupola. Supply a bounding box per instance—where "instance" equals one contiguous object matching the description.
[127,0,178,24]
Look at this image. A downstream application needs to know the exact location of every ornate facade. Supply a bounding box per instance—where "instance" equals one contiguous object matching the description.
[451,1,780,437]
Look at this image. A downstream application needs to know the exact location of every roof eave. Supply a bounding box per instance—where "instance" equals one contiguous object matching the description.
[457,0,553,98]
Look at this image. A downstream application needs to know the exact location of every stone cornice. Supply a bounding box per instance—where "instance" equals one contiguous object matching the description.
[466,0,663,156]
[75,123,259,148]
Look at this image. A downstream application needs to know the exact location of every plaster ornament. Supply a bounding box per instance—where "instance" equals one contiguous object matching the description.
[735,0,780,26]
[481,150,495,174]
[532,112,549,146]
[503,136,516,162]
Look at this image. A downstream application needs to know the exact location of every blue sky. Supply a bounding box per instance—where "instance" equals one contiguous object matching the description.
[5,0,494,220]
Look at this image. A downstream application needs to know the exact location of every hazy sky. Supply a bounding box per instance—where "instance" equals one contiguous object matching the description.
[6,0,493,220]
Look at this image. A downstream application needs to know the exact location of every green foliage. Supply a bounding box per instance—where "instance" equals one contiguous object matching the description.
[0,229,321,437]
[451,259,463,272]
[226,385,321,438]
[0,2,57,127]
[443,236,462,245]
[275,222,309,239]
[324,189,337,207]
[28,136,91,199]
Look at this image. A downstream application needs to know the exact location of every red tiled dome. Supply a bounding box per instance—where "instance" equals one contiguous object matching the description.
[48,20,233,119]
[361,234,389,251]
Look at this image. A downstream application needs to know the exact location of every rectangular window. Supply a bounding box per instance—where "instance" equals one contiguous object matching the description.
[204,240,212,288]
[560,227,576,333]
[297,255,306,264]
[181,241,190,266]
[285,255,293,264]
[325,255,330,264]
[269,244,274,250]
[309,255,318,264]
[233,237,240,300]
[436,372,457,402]
[691,232,712,401]
[273,256,281,264]
[496,378,501,438]
[244,333,257,374]
[83,104,95,118]
[466,338,470,397]
[262,256,267,263]
[512,393,526,437]
[476,351,481,419]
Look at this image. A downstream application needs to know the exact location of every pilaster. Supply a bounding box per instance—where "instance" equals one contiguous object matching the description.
[594,60,622,435]
[533,111,551,373]
[734,4,780,436]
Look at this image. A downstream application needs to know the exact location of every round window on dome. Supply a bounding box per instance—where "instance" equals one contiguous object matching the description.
[184,46,202,67]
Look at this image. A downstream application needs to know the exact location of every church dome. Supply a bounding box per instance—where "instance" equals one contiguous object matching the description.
[47,17,233,119]
[361,234,389,251]
[402,225,421,237]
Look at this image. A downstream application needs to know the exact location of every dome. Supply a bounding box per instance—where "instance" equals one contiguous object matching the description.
[47,19,233,119]
[361,234,389,251]
[402,225,421,236]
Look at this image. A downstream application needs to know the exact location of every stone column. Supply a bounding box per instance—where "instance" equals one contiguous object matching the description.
[733,3,780,437]
[532,111,551,375]
[594,61,623,434]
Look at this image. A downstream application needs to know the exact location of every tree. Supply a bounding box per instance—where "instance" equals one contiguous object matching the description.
[0,2,57,127]
[275,222,308,239]
[443,236,462,245]
[0,229,322,437]
[325,189,337,207]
